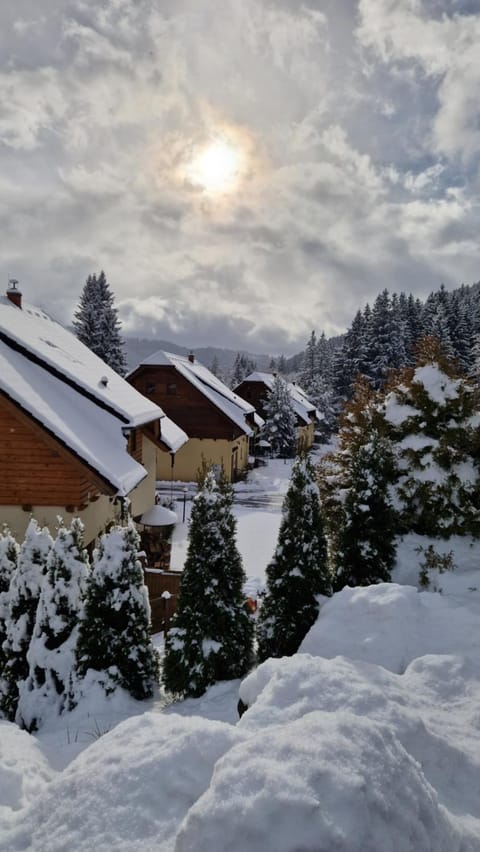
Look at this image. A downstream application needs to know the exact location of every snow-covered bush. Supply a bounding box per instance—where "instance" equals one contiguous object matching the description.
[321,339,480,590]
[0,520,52,722]
[76,521,159,701]
[382,338,480,537]
[18,518,89,731]
[163,471,253,698]
[256,454,330,662]
[0,528,19,687]
[334,432,397,589]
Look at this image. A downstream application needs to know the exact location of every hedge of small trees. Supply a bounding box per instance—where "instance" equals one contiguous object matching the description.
[0,518,158,731]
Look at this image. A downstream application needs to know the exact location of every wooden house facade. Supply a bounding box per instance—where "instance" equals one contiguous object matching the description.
[234,372,319,451]
[128,352,262,482]
[0,284,187,545]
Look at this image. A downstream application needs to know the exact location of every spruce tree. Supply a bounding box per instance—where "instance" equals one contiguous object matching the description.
[262,375,297,457]
[299,331,319,395]
[163,471,253,698]
[0,528,19,689]
[76,521,159,701]
[256,454,330,662]
[382,337,480,537]
[334,432,397,590]
[0,520,52,722]
[18,519,89,731]
[73,270,127,375]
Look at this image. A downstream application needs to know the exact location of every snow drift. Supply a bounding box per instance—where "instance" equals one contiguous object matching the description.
[3,581,480,850]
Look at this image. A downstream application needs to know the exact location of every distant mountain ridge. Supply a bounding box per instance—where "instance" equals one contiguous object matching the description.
[124,337,274,374]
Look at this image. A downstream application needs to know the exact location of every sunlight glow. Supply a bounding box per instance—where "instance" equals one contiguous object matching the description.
[185,137,244,194]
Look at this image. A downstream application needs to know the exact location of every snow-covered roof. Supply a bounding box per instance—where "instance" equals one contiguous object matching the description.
[241,372,318,425]
[134,351,257,436]
[0,297,188,494]
[0,340,144,495]
[0,296,160,428]
[159,417,189,453]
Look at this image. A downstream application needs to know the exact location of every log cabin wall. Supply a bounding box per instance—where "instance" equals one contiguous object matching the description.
[0,397,95,506]
[130,366,245,441]
[234,380,269,419]
[0,395,127,544]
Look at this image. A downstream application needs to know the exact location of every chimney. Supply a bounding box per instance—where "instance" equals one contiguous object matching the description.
[188,351,195,364]
[6,279,22,309]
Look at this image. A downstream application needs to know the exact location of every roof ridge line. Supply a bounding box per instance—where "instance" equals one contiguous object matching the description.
[0,330,130,425]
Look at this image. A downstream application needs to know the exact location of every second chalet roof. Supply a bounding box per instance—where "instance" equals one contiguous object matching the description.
[134,350,260,436]
[240,371,319,425]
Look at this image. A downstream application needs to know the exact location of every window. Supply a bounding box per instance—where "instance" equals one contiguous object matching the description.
[167,383,177,395]
[146,383,156,394]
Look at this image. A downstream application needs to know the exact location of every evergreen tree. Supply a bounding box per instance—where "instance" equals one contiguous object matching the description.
[333,309,370,397]
[368,289,406,387]
[0,528,19,689]
[163,471,253,698]
[299,331,319,394]
[256,454,330,662]
[73,270,127,375]
[382,337,480,537]
[209,354,221,379]
[318,375,382,557]
[428,304,455,361]
[76,521,158,701]
[297,331,336,432]
[334,433,397,590]
[18,519,89,731]
[262,375,297,457]
[231,352,257,387]
[0,520,52,722]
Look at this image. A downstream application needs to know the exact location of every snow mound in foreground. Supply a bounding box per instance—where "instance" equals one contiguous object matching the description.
[176,711,456,852]
[7,713,244,852]
[300,582,480,672]
[0,722,53,834]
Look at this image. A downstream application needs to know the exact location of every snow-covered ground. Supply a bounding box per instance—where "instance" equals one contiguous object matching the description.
[2,452,480,851]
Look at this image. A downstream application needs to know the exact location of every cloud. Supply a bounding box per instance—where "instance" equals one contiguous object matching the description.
[357,0,480,160]
[0,0,479,355]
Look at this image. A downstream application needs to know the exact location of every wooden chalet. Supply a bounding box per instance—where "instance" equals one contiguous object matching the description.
[128,351,263,482]
[0,283,188,547]
[234,371,319,451]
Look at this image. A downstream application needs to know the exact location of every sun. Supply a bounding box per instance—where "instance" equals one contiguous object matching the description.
[185,137,244,194]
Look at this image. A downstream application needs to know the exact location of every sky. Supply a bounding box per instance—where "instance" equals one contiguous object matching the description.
[1,0,479,355]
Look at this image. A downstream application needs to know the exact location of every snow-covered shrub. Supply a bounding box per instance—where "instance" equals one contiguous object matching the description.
[321,339,480,590]
[18,518,89,731]
[0,528,19,688]
[416,545,456,590]
[334,432,397,589]
[76,521,159,701]
[176,711,457,852]
[163,471,253,698]
[0,520,52,722]
[382,338,480,538]
[256,454,330,662]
